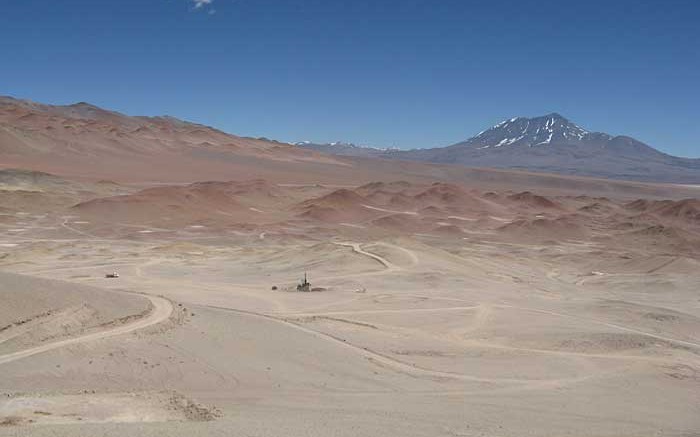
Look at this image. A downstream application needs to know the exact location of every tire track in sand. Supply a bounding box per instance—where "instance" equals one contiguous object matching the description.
[333,241,419,272]
[0,294,173,366]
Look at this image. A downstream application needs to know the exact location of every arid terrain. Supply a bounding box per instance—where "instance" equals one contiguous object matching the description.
[1,99,700,436]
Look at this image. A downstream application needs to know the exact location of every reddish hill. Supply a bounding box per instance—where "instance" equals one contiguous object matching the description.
[221,179,284,196]
[364,190,416,209]
[5,97,700,204]
[298,189,368,209]
[625,199,656,211]
[72,180,284,226]
[297,182,503,225]
[497,216,586,240]
[356,181,412,195]
[412,183,492,211]
[358,181,501,215]
[654,199,700,223]
[625,198,700,224]
[0,96,346,183]
[616,224,700,253]
[296,189,378,223]
[506,191,562,210]
[371,214,425,233]
[578,202,615,215]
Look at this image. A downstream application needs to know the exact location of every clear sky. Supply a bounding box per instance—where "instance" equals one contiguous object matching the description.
[1,0,699,157]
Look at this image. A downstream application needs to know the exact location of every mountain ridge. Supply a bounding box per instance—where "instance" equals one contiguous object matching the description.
[297,113,700,184]
[1,95,698,185]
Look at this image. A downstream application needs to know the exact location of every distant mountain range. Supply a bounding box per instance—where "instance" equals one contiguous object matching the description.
[297,113,700,184]
[0,95,347,182]
[293,141,397,158]
[2,95,698,185]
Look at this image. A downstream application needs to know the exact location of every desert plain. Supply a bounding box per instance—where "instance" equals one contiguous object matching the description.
[0,100,699,436]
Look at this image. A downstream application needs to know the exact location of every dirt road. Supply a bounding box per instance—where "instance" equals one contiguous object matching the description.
[0,294,172,366]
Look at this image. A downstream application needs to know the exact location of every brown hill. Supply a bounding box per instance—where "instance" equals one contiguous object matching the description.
[625,199,655,211]
[299,189,368,209]
[412,183,494,212]
[615,224,700,253]
[497,216,586,240]
[506,191,562,210]
[355,181,412,195]
[0,96,345,183]
[0,168,125,213]
[296,182,500,225]
[654,199,700,223]
[72,180,283,226]
[578,202,617,215]
[363,190,416,209]
[357,181,500,215]
[371,214,425,233]
[624,198,700,224]
[296,189,378,223]
[4,97,700,203]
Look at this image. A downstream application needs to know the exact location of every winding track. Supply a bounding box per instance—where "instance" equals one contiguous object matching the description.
[0,294,173,366]
[333,241,398,271]
[333,241,419,271]
[314,243,700,354]
[4,238,698,386]
[202,303,535,384]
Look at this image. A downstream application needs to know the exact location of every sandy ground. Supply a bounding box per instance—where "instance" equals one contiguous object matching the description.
[0,173,700,436]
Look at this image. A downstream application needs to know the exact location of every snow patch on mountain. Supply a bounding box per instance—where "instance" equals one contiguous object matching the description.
[468,113,590,150]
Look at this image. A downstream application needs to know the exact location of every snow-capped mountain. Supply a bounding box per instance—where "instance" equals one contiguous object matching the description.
[398,113,677,169]
[296,113,700,183]
[445,113,667,156]
[467,113,589,149]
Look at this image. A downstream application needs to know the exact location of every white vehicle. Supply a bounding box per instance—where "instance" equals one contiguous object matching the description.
[105,272,120,278]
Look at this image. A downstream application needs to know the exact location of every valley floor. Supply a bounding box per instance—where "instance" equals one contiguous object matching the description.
[1,171,700,436]
[1,217,699,436]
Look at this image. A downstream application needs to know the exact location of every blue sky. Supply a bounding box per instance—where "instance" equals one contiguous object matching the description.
[1,0,699,156]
